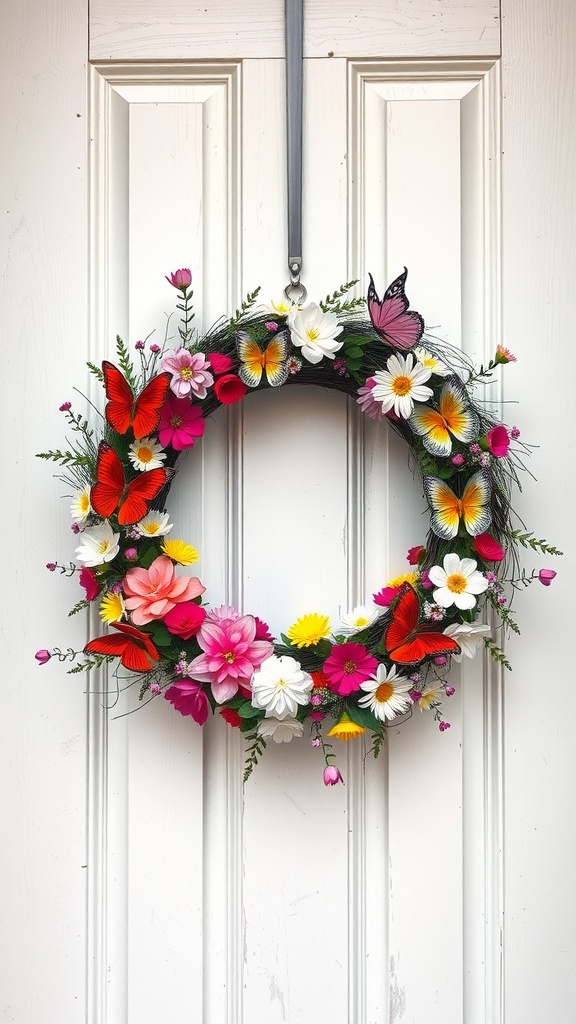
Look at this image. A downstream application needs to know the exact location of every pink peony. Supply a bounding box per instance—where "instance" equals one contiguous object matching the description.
[486,425,510,457]
[357,378,386,421]
[323,642,378,697]
[214,373,248,405]
[538,568,557,586]
[164,680,209,725]
[323,765,344,786]
[123,554,205,625]
[208,352,233,375]
[158,393,205,450]
[161,348,214,399]
[166,268,192,290]
[188,615,273,703]
[473,532,505,562]
[80,566,101,601]
[164,601,206,640]
[205,604,241,625]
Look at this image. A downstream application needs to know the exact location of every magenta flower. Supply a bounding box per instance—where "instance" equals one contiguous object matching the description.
[59,402,72,412]
[445,686,456,697]
[150,343,161,353]
[538,568,557,586]
[323,642,378,697]
[265,321,278,331]
[166,268,192,290]
[135,340,145,350]
[158,393,205,451]
[451,453,465,466]
[439,721,451,732]
[161,348,214,399]
[164,680,209,725]
[407,545,425,566]
[35,649,52,665]
[374,585,401,607]
[357,378,386,421]
[486,425,510,457]
[254,616,274,641]
[188,615,273,703]
[208,352,233,375]
[323,765,344,786]
[123,554,205,625]
[473,532,505,562]
[164,601,206,640]
[79,566,101,601]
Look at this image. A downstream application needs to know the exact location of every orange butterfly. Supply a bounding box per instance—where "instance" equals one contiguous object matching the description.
[91,441,167,526]
[85,621,160,672]
[409,379,479,456]
[102,361,170,437]
[236,330,289,387]
[385,584,460,664]
[424,470,492,540]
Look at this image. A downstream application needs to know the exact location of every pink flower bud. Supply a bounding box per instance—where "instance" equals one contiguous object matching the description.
[538,568,557,586]
[309,710,325,722]
[150,343,161,353]
[35,649,52,665]
[439,721,451,732]
[486,425,510,457]
[408,688,422,702]
[46,562,57,572]
[311,737,321,748]
[166,268,192,289]
[407,545,425,566]
[59,402,71,412]
[265,321,278,331]
[445,686,456,697]
[149,683,161,695]
[434,655,447,666]
[323,765,344,786]
[125,547,138,560]
[135,340,145,350]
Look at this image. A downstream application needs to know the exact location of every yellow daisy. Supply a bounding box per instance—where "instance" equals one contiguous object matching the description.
[286,612,331,648]
[386,572,418,589]
[99,591,125,624]
[327,713,366,741]
[161,538,199,566]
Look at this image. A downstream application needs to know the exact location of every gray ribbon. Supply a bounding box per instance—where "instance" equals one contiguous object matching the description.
[284,0,307,303]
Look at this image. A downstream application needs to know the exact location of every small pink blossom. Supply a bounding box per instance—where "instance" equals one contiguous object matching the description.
[287,355,302,374]
[511,426,521,439]
[158,393,205,450]
[497,595,507,606]
[71,523,80,534]
[323,642,378,697]
[164,680,209,725]
[46,562,57,572]
[538,568,557,586]
[445,686,456,697]
[166,268,192,290]
[79,566,100,601]
[333,358,349,377]
[373,586,401,607]
[161,348,214,399]
[149,682,161,695]
[150,343,161,353]
[420,570,433,590]
[310,693,323,706]
[357,378,386,421]
[188,615,273,703]
[208,352,233,375]
[35,649,52,665]
[323,765,344,786]
[59,402,71,412]
[486,425,510,458]
[311,737,321,747]
[470,443,481,454]
[439,721,451,732]
[478,452,491,468]
[451,453,465,466]
[164,601,206,640]
[407,545,425,566]
[265,321,278,331]
[125,547,138,561]
[123,554,205,625]
[135,340,145,350]
[495,345,516,364]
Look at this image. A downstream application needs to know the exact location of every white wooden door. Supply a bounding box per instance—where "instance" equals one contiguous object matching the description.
[2,2,574,1022]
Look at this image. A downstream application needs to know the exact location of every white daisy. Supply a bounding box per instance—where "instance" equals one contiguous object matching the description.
[428,553,488,611]
[75,520,120,567]
[128,436,166,472]
[256,718,304,743]
[135,510,173,538]
[266,297,298,317]
[414,346,451,377]
[288,303,343,364]
[371,352,433,419]
[443,621,491,661]
[358,664,412,722]
[251,654,313,720]
[70,486,91,522]
[341,605,378,631]
[417,682,443,710]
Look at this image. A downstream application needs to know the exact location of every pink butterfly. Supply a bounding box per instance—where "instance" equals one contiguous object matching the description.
[367,268,425,351]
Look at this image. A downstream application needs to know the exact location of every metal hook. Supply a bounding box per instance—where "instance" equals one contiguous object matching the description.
[284,256,307,305]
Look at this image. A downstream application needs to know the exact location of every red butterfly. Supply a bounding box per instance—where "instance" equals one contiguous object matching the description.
[385,584,460,664]
[91,441,167,525]
[102,361,170,437]
[85,621,160,672]
[367,268,425,351]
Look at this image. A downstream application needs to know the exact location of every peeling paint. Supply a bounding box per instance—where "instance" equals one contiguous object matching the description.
[390,954,406,1021]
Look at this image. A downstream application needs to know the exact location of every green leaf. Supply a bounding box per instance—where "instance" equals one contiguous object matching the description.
[138,545,162,569]
[237,700,262,720]
[346,702,381,732]
[344,345,363,359]
[145,622,173,647]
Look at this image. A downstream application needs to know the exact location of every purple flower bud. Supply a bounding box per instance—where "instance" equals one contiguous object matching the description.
[511,426,521,439]
[439,721,451,732]
[323,765,344,786]
[35,649,52,665]
[434,655,447,666]
[59,402,72,412]
[125,547,138,561]
[46,562,57,572]
[135,340,145,350]
[71,523,81,534]
[310,693,323,706]
[408,688,422,702]
[445,686,456,697]
[311,737,321,748]
[538,568,557,586]
[150,343,161,353]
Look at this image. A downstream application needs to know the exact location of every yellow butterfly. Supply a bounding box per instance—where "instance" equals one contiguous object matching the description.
[424,470,492,540]
[409,379,479,456]
[236,329,289,388]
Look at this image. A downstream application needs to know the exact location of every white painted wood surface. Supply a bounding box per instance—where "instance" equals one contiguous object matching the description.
[3,1,575,1023]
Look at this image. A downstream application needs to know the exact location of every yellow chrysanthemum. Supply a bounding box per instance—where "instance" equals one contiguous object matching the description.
[99,591,125,624]
[286,612,331,648]
[327,713,366,742]
[161,539,199,566]
[386,571,418,589]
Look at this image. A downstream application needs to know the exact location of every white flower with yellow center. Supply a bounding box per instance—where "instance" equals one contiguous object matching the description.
[70,486,91,522]
[135,510,173,538]
[256,718,304,743]
[75,521,120,567]
[371,352,433,419]
[443,621,491,661]
[428,553,488,611]
[341,605,378,631]
[266,297,298,316]
[417,682,443,711]
[288,303,344,364]
[358,664,412,722]
[128,436,166,472]
[99,591,125,624]
[251,654,313,720]
[414,346,451,377]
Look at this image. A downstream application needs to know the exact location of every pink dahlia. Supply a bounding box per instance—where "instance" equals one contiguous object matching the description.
[323,642,378,697]
[164,601,206,639]
[373,585,401,607]
[164,680,209,725]
[123,554,205,625]
[188,615,273,703]
[161,348,214,399]
[158,393,205,450]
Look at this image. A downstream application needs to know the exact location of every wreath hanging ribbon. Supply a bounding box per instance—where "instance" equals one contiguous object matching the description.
[36,267,561,783]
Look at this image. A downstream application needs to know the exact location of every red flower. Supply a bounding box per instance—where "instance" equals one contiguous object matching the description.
[79,566,101,601]
[473,533,505,562]
[407,545,425,565]
[486,425,510,457]
[214,374,248,405]
[166,268,192,289]
[208,352,233,375]
[373,586,401,607]
[310,670,330,689]
[164,601,207,640]
[323,642,378,697]
[220,707,242,728]
[164,679,209,725]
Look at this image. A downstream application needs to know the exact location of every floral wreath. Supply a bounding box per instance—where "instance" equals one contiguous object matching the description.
[37,267,561,784]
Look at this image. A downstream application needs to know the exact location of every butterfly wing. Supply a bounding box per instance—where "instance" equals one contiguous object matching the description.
[118,468,167,526]
[132,373,170,438]
[237,331,264,387]
[263,329,290,387]
[410,380,480,457]
[409,406,453,456]
[368,269,424,351]
[91,442,125,519]
[423,475,462,540]
[461,470,492,537]
[85,621,160,672]
[102,362,136,435]
[385,585,461,664]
